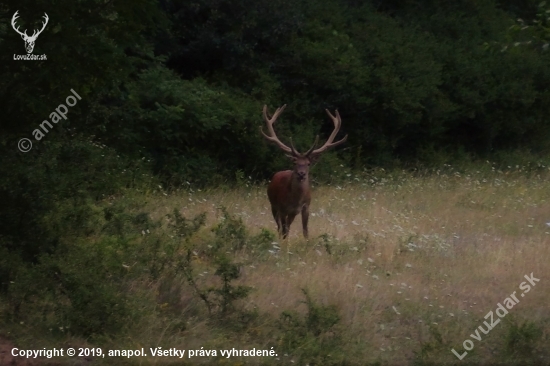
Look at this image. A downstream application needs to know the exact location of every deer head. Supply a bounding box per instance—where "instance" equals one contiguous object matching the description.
[261,104,348,182]
[11,11,49,54]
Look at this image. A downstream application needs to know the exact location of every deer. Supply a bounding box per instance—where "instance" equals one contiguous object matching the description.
[11,11,49,54]
[260,104,347,240]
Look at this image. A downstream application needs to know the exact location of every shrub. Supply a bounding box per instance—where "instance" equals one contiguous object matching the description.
[278,289,343,365]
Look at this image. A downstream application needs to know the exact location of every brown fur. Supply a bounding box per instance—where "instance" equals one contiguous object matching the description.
[267,165,312,239]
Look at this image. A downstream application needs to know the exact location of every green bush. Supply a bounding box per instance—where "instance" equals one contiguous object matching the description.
[278,289,344,365]
[211,206,248,253]
[504,318,543,358]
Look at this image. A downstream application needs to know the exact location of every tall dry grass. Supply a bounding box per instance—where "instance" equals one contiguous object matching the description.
[134,166,550,365]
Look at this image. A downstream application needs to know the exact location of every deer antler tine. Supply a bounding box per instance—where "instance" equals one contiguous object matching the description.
[261,104,293,154]
[325,109,341,126]
[289,137,300,156]
[11,11,26,36]
[305,135,320,156]
[310,108,347,155]
[263,104,271,119]
[37,13,49,35]
[259,126,270,139]
[335,110,342,127]
[272,104,286,120]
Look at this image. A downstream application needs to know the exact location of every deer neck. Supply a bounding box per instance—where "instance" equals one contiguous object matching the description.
[289,172,309,194]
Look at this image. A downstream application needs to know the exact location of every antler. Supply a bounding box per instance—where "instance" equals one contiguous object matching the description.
[261,105,346,157]
[11,11,27,38]
[31,13,49,39]
[308,109,348,156]
[260,104,294,154]
[11,11,49,39]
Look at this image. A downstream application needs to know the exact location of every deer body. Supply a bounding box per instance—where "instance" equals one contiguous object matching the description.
[261,104,347,239]
[267,170,311,239]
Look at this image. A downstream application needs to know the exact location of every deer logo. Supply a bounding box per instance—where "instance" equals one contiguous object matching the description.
[11,11,49,54]
[261,104,347,239]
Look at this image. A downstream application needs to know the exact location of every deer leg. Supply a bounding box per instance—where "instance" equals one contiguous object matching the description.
[301,205,309,239]
[281,215,289,239]
[284,214,297,239]
[283,214,296,257]
[271,207,282,237]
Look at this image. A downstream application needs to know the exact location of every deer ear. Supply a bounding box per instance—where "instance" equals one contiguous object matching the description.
[286,154,297,161]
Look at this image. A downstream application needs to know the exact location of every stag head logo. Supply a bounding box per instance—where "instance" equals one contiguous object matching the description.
[11,10,49,54]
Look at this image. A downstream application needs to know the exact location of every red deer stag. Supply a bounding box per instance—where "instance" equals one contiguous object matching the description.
[261,104,347,239]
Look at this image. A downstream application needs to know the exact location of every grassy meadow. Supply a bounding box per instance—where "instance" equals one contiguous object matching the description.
[4,164,550,366]
[138,164,550,365]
